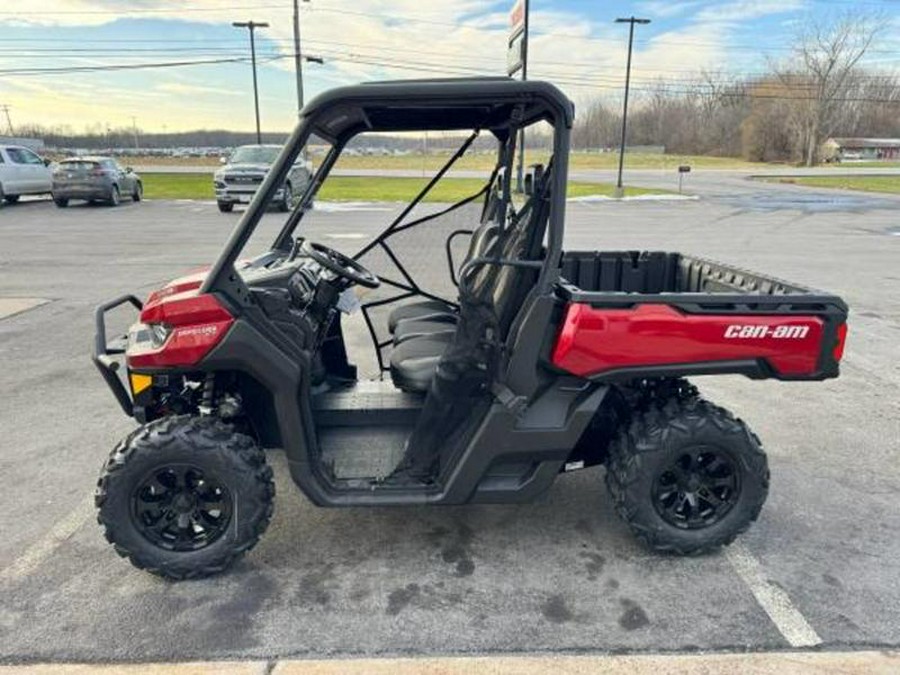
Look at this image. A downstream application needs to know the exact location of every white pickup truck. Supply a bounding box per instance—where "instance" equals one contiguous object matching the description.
[0,145,54,206]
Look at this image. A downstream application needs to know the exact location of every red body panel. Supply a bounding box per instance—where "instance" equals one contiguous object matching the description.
[127,292,233,369]
[143,269,209,306]
[551,303,828,378]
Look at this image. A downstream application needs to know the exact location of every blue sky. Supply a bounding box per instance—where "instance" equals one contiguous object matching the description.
[0,0,897,133]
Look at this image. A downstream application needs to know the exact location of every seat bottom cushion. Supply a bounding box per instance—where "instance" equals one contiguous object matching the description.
[393,314,458,344]
[388,299,455,333]
[389,332,454,393]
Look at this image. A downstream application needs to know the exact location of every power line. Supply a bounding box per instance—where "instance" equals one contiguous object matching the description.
[5,3,898,55]
[0,38,897,105]
[0,55,275,76]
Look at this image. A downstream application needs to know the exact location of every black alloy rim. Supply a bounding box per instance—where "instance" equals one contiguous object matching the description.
[131,464,232,551]
[652,446,740,529]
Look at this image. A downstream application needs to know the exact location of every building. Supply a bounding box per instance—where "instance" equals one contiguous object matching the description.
[823,137,900,162]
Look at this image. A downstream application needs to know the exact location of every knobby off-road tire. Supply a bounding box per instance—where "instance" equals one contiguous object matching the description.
[95,415,275,580]
[605,398,769,555]
[279,182,293,212]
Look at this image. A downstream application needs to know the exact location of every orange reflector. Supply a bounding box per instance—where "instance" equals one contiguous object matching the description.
[130,373,153,396]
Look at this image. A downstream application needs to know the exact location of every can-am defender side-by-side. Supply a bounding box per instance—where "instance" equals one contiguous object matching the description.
[93,79,848,579]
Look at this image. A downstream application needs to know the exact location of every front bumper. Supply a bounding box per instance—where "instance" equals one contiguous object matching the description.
[92,294,143,417]
[214,186,284,204]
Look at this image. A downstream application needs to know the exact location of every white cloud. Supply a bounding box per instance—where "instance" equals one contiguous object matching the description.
[0,0,825,130]
[695,0,807,23]
[637,1,708,20]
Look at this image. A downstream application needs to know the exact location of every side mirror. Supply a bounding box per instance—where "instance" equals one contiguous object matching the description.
[43,158,51,167]
[125,167,133,173]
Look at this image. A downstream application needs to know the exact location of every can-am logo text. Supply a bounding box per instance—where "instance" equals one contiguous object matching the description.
[724,325,810,339]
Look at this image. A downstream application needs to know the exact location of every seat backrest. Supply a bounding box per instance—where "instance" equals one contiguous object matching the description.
[491,165,551,335]
[462,163,552,336]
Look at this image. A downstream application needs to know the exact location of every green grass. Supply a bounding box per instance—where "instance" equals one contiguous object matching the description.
[327,151,764,172]
[142,173,671,202]
[132,152,900,173]
[133,151,767,173]
[143,173,214,200]
[823,161,900,169]
[759,175,900,195]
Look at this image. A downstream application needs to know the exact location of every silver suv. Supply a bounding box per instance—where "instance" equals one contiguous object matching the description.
[214,145,312,213]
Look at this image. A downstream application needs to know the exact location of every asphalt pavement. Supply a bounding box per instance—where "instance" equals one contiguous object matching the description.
[0,175,898,664]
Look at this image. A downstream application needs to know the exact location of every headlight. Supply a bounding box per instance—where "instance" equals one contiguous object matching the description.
[148,323,172,348]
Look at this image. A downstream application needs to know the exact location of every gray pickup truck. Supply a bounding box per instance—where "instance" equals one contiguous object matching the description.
[214,144,312,213]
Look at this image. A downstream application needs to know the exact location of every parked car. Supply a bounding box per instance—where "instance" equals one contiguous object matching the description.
[0,145,53,206]
[214,144,312,213]
[51,157,142,207]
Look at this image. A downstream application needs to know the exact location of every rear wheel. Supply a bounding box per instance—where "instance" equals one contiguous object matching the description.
[605,398,768,555]
[0,182,5,208]
[96,415,275,580]
[4,194,20,204]
[217,201,234,213]
[53,196,69,208]
[107,185,120,207]
[132,181,143,202]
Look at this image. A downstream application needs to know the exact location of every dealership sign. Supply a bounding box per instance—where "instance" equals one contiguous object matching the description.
[509,0,525,37]
[507,0,526,76]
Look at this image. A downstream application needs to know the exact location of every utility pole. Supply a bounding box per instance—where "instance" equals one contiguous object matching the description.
[233,20,269,144]
[515,0,530,193]
[0,104,13,136]
[614,16,650,198]
[131,116,139,150]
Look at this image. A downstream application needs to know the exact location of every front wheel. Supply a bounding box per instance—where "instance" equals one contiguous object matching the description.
[4,194,20,204]
[278,183,293,212]
[54,196,69,208]
[217,201,234,213]
[95,416,275,580]
[107,185,120,207]
[132,181,143,202]
[605,398,768,555]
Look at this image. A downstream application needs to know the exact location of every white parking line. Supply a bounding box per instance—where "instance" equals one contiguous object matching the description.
[0,493,94,586]
[0,298,50,320]
[726,541,822,647]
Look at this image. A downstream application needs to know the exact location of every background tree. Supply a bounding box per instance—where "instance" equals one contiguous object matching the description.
[780,13,883,165]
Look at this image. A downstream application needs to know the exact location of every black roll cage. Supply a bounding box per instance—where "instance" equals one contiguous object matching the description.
[201,78,574,321]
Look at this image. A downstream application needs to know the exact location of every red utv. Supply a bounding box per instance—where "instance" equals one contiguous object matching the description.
[92,79,848,579]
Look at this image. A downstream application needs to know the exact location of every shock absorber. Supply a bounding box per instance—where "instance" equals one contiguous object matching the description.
[198,373,216,416]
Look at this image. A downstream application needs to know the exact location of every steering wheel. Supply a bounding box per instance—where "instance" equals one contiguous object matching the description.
[301,240,381,289]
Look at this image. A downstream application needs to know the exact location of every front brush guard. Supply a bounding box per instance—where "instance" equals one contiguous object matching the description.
[92,294,143,417]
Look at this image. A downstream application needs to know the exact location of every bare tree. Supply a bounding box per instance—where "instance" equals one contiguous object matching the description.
[784,13,883,165]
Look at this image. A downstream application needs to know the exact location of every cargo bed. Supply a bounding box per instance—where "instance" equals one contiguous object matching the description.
[551,251,848,381]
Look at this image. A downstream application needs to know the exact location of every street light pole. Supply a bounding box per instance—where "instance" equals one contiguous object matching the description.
[515,0,530,194]
[233,20,269,145]
[614,16,650,199]
[292,0,309,114]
